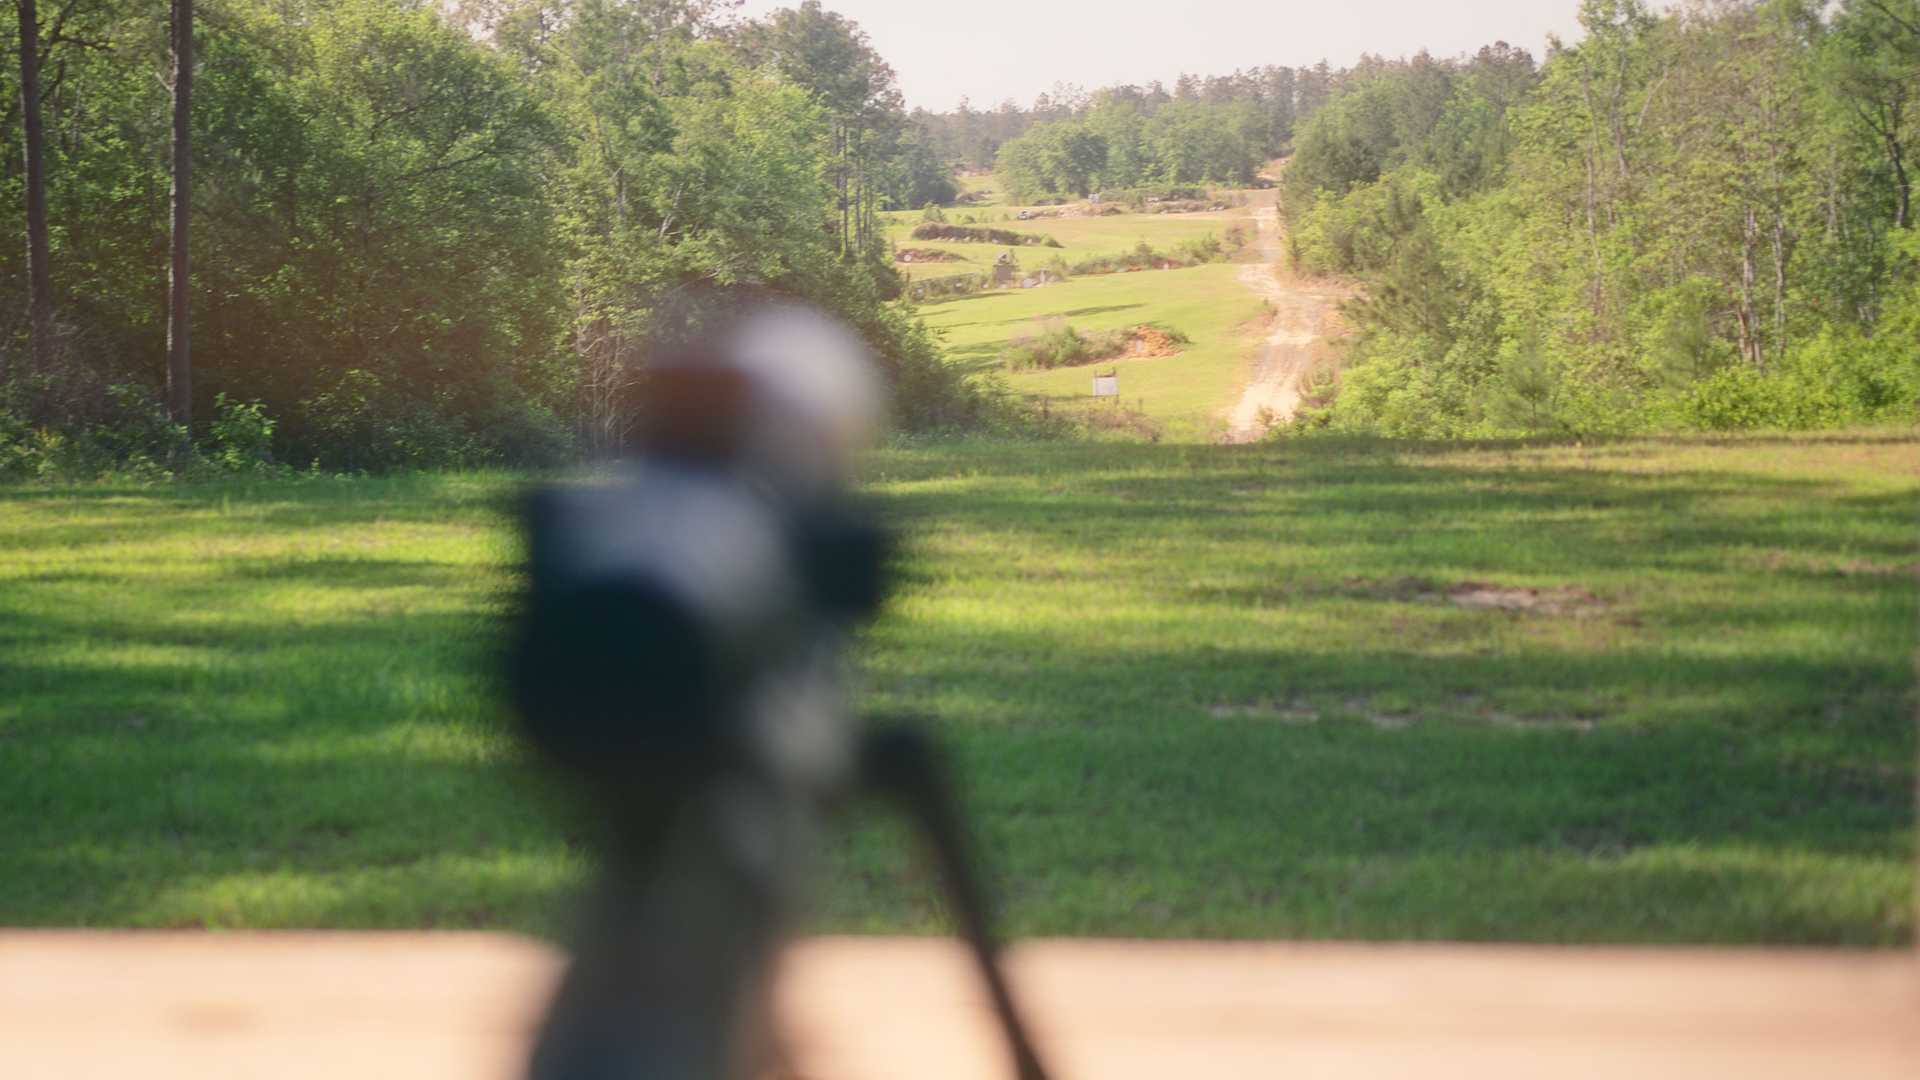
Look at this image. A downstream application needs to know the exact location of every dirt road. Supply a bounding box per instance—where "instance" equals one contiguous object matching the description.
[1224,195,1351,442]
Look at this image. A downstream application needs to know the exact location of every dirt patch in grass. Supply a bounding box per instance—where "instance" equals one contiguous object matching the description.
[1121,324,1186,358]
[894,247,963,264]
[1208,698,1323,725]
[1754,551,1919,579]
[1446,582,1609,617]
[1209,693,1598,733]
[1332,576,1612,618]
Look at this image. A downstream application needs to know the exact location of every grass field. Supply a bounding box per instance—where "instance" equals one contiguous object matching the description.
[916,263,1266,440]
[3,434,1913,942]
[884,172,1268,438]
[887,210,1243,280]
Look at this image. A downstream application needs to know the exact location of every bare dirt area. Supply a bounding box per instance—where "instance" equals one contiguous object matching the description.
[1121,324,1185,358]
[1224,193,1354,443]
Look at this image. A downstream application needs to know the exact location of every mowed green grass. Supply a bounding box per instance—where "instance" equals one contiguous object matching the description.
[888,175,1266,438]
[887,210,1242,281]
[917,263,1266,440]
[1,433,1914,942]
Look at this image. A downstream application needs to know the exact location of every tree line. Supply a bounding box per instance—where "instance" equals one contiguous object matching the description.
[912,66,1346,202]
[0,0,994,477]
[1282,0,1918,436]
[909,66,1350,177]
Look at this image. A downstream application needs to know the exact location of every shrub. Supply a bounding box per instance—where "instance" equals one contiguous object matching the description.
[0,380,190,482]
[1680,365,1800,431]
[91,383,188,463]
[292,370,479,472]
[1174,233,1225,264]
[1004,320,1189,371]
[920,203,947,223]
[1067,240,1185,276]
[910,223,1062,247]
[909,272,994,301]
[1006,320,1099,371]
[1674,327,1919,432]
[207,394,279,472]
[1103,185,1211,209]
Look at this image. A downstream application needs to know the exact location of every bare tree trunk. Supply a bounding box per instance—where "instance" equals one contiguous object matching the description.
[166,0,193,430]
[1738,203,1762,370]
[836,122,850,260]
[16,0,53,378]
[852,128,865,253]
[1763,99,1791,355]
[1771,205,1788,350]
[1579,69,1607,328]
[1887,129,1911,230]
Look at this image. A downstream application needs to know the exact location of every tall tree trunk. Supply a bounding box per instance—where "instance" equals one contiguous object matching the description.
[1579,68,1608,328]
[836,122,850,260]
[1771,204,1789,350]
[852,128,865,252]
[166,0,193,430]
[1738,203,1763,370]
[1886,129,1911,230]
[16,0,53,378]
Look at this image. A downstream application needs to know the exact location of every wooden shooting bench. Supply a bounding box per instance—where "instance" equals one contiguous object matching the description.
[1,933,1915,1079]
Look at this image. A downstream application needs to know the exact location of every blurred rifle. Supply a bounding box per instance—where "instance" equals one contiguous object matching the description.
[508,301,1050,1080]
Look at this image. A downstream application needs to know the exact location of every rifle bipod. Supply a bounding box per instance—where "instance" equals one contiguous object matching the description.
[858,724,1051,1080]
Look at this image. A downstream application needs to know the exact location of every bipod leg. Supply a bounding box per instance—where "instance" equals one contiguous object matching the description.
[858,725,1051,1080]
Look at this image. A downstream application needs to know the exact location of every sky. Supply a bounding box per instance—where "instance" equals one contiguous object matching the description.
[731,0,1598,113]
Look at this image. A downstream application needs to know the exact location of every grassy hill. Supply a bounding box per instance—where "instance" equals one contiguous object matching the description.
[886,193,1267,441]
[3,433,1912,941]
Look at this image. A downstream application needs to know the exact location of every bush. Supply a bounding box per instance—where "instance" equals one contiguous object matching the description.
[1675,327,1919,432]
[0,381,186,482]
[291,370,469,472]
[908,272,994,301]
[1103,185,1211,209]
[910,223,1062,247]
[1006,320,1098,371]
[1068,240,1183,276]
[1680,365,1801,431]
[207,394,279,472]
[920,203,947,223]
[1004,320,1189,372]
[1174,233,1225,264]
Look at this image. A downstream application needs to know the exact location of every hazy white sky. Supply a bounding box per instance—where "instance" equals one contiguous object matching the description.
[733,1,1598,112]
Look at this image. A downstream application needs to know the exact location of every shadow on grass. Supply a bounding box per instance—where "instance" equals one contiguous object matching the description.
[0,439,1912,940]
[934,303,1151,335]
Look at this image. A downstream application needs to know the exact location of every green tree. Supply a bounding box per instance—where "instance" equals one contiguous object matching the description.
[740,1,905,260]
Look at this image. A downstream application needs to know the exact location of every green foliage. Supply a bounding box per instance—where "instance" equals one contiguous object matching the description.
[0,382,185,483]
[1676,323,1920,431]
[1172,233,1225,264]
[910,222,1062,247]
[1101,185,1212,209]
[1290,2,1920,438]
[893,129,959,209]
[207,396,278,473]
[1057,235,1231,277]
[997,97,1271,203]
[0,0,995,473]
[1005,319,1097,371]
[1003,319,1188,371]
